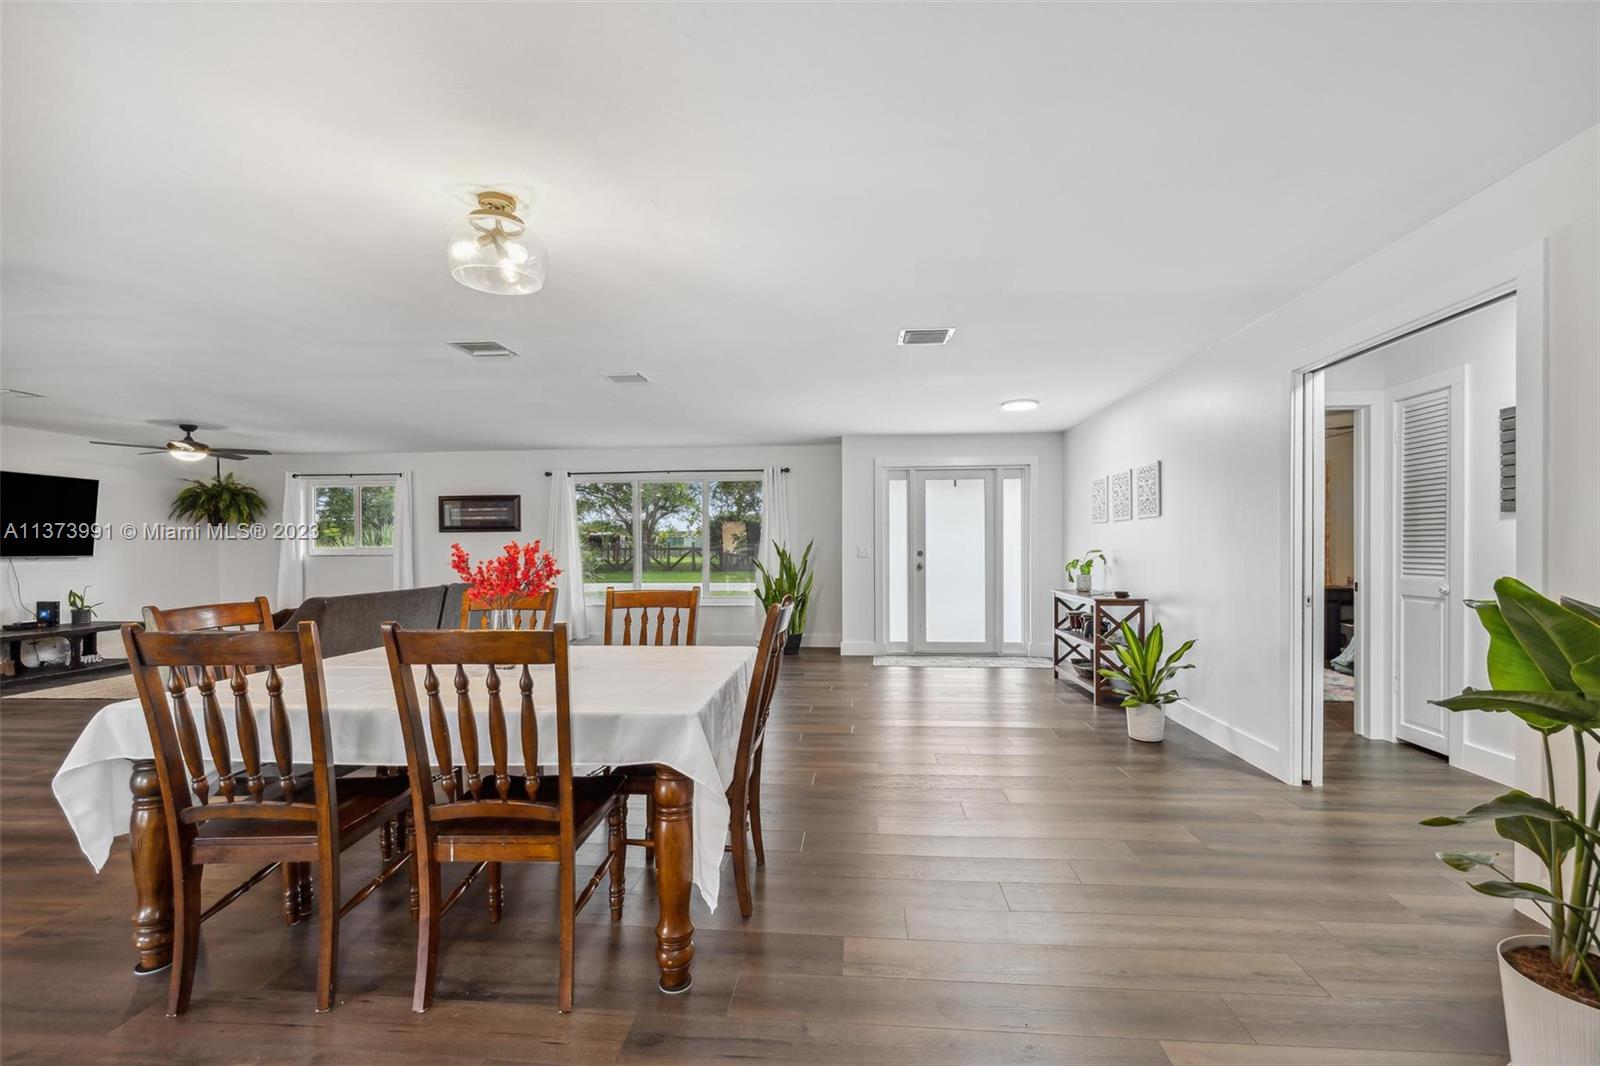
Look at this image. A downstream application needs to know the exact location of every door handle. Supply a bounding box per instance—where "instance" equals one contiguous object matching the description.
[1438,585,1450,597]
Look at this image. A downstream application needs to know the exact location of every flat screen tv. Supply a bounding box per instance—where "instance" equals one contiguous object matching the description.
[1,471,101,557]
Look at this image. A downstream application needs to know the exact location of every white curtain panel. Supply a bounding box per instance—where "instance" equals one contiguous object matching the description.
[392,470,416,590]
[545,471,589,641]
[275,472,308,608]
[760,465,793,573]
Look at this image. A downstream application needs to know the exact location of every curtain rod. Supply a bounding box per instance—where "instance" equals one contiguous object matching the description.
[290,472,404,479]
[544,467,788,477]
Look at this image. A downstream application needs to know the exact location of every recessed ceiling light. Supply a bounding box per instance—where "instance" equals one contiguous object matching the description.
[898,328,955,346]
[1000,398,1039,412]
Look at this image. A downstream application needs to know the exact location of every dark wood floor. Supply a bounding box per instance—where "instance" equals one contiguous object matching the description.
[2,655,1534,1064]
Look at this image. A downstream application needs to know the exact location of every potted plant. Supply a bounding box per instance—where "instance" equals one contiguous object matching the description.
[754,541,814,654]
[1066,549,1107,595]
[67,586,102,626]
[1424,577,1600,1064]
[1098,621,1195,742]
[169,471,267,527]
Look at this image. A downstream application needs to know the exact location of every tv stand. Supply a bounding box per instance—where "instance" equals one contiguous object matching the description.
[1,620,131,688]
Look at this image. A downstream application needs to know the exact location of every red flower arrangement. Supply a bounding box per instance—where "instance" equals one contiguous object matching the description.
[449,540,561,612]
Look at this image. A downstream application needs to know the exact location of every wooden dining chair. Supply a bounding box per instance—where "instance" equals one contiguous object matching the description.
[459,588,558,630]
[602,586,699,646]
[145,596,320,922]
[380,622,627,1014]
[616,598,792,918]
[121,621,413,1016]
[601,586,700,863]
[725,597,794,917]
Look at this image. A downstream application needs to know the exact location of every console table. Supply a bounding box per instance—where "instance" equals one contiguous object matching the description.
[1051,590,1148,705]
[2,620,130,681]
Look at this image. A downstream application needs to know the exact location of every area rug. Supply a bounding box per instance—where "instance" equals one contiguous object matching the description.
[2,670,137,701]
[1323,666,1356,703]
[872,655,1053,669]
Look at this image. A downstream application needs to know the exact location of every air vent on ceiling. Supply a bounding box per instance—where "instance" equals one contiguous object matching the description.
[0,388,43,398]
[448,340,519,359]
[898,327,955,346]
[602,372,651,385]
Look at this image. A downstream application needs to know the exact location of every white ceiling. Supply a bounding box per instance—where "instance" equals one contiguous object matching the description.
[2,3,1595,454]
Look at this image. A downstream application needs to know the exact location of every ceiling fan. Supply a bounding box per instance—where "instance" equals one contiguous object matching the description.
[89,423,273,463]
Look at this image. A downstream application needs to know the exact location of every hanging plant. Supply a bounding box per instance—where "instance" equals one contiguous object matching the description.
[169,472,268,527]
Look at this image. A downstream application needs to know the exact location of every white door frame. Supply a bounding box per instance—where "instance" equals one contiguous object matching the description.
[911,468,999,653]
[1325,392,1388,743]
[873,456,1038,656]
[1287,241,1547,787]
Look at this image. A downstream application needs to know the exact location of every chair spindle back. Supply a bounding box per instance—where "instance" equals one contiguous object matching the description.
[731,598,794,790]
[602,587,699,646]
[459,588,558,631]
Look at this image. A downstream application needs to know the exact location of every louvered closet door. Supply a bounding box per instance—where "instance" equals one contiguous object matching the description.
[1392,384,1456,754]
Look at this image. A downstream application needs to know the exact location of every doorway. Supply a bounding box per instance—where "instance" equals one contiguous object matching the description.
[881,465,1029,655]
[1291,251,1541,788]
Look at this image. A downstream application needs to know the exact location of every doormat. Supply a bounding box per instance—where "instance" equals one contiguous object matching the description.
[872,656,1053,669]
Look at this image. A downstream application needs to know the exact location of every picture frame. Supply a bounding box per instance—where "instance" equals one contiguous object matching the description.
[437,494,521,532]
[1135,460,1162,519]
[1110,469,1133,522]
[1090,476,1108,524]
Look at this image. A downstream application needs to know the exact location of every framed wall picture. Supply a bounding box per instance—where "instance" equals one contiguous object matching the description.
[438,494,521,532]
[1090,476,1108,524]
[1110,469,1133,522]
[1135,460,1162,519]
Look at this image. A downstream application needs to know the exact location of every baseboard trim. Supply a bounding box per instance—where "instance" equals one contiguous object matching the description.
[840,641,879,657]
[1164,699,1288,783]
[1455,741,1517,787]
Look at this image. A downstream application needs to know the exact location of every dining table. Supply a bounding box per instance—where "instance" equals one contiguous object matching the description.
[51,642,758,994]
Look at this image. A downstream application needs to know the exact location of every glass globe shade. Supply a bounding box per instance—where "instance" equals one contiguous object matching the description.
[446,218,547,296]
[171,448,208,462]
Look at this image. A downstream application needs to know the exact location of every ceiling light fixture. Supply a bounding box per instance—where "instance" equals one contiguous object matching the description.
[1000,398,1039,412]
[447,190,547,296]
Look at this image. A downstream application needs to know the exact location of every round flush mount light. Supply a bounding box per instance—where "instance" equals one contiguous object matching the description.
[447,190,547,296]
[1000,398,1040,412]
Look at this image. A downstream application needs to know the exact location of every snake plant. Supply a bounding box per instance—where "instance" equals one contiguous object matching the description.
[754,540,815,634]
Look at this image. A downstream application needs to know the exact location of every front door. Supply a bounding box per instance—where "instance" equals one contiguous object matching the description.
[912,469,998,653]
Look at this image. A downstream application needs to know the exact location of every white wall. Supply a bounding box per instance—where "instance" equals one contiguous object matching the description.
[839,432,1064,656]
[222,443,842,647]
[0,424,224,658]
[1061,128,1597,784]
[1326,296,1519,780]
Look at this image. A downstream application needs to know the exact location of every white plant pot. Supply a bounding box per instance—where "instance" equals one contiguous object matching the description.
[1498,933,1600,1065]
[1074,573,1093,594]
[1126,704,1165,742]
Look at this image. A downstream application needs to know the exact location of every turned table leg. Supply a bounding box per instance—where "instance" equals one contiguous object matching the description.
[129,760,173,975]
[653,766,694,994]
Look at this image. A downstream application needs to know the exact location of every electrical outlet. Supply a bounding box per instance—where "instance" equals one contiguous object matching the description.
[857,545,871,559]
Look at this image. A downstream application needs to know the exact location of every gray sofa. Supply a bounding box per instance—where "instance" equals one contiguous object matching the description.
[273,583,467,658]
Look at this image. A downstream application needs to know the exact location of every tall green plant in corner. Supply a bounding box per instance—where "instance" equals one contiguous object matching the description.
[754,541,814,649]
[1423,577,1600,1059]
[169,471,267,527]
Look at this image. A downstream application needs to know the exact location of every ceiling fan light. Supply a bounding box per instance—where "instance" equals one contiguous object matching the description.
[448,190,546,296]
[171,448,208,462]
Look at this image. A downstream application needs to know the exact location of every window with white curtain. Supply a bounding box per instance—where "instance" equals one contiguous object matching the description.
[574,475,763,600]
[305,477,398,556]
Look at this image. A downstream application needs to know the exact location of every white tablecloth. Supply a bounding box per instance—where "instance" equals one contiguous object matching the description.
[52,644,756,912]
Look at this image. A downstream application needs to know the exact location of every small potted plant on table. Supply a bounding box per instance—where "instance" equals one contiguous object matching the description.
[67,586,102,626]
[1066,550,1107,595]
[1424,577,1600,1065]
[1098,622,1195,742]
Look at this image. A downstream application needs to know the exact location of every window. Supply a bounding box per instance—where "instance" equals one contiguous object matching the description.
[308,479,397,554]
[576,476,763,600]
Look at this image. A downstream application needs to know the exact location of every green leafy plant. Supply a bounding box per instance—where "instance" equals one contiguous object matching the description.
[169,472,267,527]
[753,541,815,635]
[1066,549,1107,582]
[1098,622,1195,707]
[66,586,103,616]
[1424,577,1600,998]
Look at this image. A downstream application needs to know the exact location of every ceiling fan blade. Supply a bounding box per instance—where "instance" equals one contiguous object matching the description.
[218,448,272,455]
[138,451,166,456]
[209,450,257,461]
[89,440,166,450]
